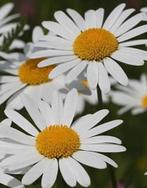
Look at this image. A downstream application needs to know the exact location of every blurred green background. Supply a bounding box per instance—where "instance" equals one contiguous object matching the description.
[0,0,147,188]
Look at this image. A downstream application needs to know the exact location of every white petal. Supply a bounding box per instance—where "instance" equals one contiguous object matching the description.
[96,8,104,28]
[42,21,75,41]
[0,83,26,106]
[118,25,147,42]
[32,26,44,43]
[0,172,24,188]
[82,135,122,144]
[103,4,126,30]
[30,49,73,59]
[66,9,86,31]
[4,109,38,136]
[67,157,91,187]
[104,58,128,86]
[98,63,110,93]
[73,151,107,169]
[41,159,58,188]
[59,158,77,187]
[87,62,98,89]
[0,76,19,83]
[84,120,123,138]
[22,158,47,185]
[38,100,56,125]
[0,127,35,145]
[54,11,80,35]
[0,3,14,20]
[61,89,78,126]
[1,150,43,171]
[110,9,135,32]
[111,49,144,66]
[120,39,147,47]
[21,95,46,131]
[114,13,143,37]
[81,144,126,153]
[85,10,97,28]
[49,58,81,79]
[66,61,87,83]
[38,55,76,67]
[73,109,109,133]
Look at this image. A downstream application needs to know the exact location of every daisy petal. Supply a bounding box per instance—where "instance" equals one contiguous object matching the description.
[41,159,58,188]
[21,95,46,131]
[112,49,144,66]
[104,58,128,86]
[61,89,78,126]
[22,158,47,185]
[81,144,126,153]
[66,61,87,84]
[54,11,80,35]
[72,151,107,169]
[85,120,123,138]
[68,157,91,187]
[98,63,110,93]
[85,10,97,28]
[49,58,81,79]
[103,3,126,30]
[66,9,85,31]
[114,13,143,37]
[4,109,38,136]
[59,158,77,187]
[42,21,75,41]
[38,56,76,67]
[87,62,98,89]
[118,25,147,42]
[82,135,122,144]
[96,8,104,28]
[110,9,135,33]
[120,39,147,47]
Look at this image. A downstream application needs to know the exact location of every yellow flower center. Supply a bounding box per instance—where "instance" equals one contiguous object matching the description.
[141,95,147,108]
[73,28,118,61]
[36,125,80,159]
[18,58,55,85]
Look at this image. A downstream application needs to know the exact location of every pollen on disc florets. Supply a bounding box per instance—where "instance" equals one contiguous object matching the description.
[141,95,147,108]
[73,28,118,61]
[18,58,55,85]
[36,125,80,159]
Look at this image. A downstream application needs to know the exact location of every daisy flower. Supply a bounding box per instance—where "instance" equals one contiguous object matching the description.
[31,3,147,93]
[140,7,147,21]
[0,26,65,110]
[111,74,147,115]
[0,90,126,187]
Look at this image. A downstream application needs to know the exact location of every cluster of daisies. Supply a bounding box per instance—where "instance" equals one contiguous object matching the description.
[0,2,147,188]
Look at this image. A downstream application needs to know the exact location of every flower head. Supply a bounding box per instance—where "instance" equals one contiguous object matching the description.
[111,74,147,115]
[0,26,65,110]
[0,90,126,187]
[31,4,147,93]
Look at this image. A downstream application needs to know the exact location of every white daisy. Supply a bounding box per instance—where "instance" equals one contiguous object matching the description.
[140,7,147,21]
[30,3,147,93]
[0,26,65,110]
[111,74,147,115]
[0,90,126,188]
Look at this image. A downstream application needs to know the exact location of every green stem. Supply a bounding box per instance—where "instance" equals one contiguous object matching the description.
[97,86,117,188]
